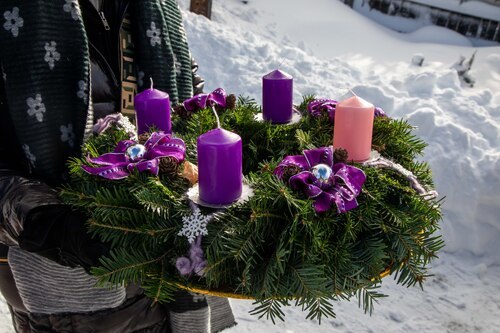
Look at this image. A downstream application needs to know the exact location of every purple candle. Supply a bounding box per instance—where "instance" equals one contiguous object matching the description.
[262,69,293,124]
[197,128,242,204]
[134,85,171,135]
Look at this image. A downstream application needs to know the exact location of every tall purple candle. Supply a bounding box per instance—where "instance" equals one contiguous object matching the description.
[262,69,293,124]
[197,128,242,204]
[134,86,171,135]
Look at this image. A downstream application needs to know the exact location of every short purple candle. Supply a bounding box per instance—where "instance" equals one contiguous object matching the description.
[197,128,242,204]
[262,69,293,124]
[134,87,171,135]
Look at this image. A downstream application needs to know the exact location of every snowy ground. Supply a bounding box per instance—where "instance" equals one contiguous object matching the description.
[1,0,498,332]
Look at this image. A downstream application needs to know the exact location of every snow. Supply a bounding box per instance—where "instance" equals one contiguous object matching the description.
[1,0,499,331]
[399,25,473,46]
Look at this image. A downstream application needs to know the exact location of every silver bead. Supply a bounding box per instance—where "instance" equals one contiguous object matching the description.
[126,144,146,161]
[311,163,332,183]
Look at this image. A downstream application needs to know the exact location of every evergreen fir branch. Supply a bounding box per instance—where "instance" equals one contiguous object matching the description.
[297,95,316,111]
[419,234,445,265]
[83,127,131,156]
[301,296,336,323]
[141,261,179,303]
[88,218,178,238]
[61,95,444,322]
[392,256,430,288]
[133,179,182,218]
[92,247,166,287]
[88,219,148,234]
[357,285,387,315]
[92,186,140,210]
[287,264,329,298]
[295,129,315,151]
[351,236,389,277]
[250,298,290,323]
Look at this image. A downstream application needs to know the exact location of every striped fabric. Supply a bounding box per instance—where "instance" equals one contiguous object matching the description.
[167,292,237,333]
[8,246,126,314]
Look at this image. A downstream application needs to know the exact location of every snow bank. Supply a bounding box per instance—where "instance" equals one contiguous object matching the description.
[400,25,473,46]
[182,0,500,262]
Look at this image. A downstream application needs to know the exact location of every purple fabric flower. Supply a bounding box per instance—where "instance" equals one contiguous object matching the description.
[182,88,227,111]
[82,132,186,179]
[307,98,387,120]
[93,113,137,137]
[274,147,366,213]
[176,236,207,277]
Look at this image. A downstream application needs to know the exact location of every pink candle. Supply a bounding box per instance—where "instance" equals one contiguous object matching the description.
[262,69,293,123]
[333,95,374,162]
[134,87,171,135]
[197,128,242,204]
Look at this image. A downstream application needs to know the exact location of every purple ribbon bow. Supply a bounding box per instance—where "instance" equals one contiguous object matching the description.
[82,132,186,179]
[307,99,387,120]
[307,98,337,122]
[274,147,366,213]
[183,88,227,111]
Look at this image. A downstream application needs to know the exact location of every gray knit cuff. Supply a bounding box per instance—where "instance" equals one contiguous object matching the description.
[167,292,236,333]
[8,246,126,314]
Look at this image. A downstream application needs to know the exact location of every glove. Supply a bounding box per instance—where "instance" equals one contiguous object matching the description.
[18,205,108,272]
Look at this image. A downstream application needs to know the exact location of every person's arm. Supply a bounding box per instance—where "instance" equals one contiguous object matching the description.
[0,70,106,271]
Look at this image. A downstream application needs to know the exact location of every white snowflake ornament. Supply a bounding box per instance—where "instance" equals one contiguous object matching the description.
[178,207,210,244]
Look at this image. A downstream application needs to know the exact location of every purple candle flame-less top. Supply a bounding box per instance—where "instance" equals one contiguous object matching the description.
[134,88,171,135]
[197,128,242,204]
[262,69,293,124]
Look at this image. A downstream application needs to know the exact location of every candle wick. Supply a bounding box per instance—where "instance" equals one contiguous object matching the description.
[211,105,221,129]
[150,77,154,90]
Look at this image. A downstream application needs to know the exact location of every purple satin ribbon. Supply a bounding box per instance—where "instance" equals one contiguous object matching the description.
[93,113,122,134]
[82,132,186,179]
[183,88,227,111]
[307,99,387,120]
[274,147,366,213]
[307,98,337,122]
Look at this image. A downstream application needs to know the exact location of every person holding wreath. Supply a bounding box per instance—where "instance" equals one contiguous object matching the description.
[0,0,235,331]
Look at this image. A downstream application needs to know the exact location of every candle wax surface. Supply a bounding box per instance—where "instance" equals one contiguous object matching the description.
[197,128,243,205]
[262,69,294,124]
[134,88,171,135]
[333,95,375,162]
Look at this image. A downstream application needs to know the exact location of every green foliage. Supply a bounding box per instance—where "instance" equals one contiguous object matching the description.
[61,97,444,323]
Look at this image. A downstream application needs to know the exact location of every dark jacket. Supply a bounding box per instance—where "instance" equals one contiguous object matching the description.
[0,1,210,332]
